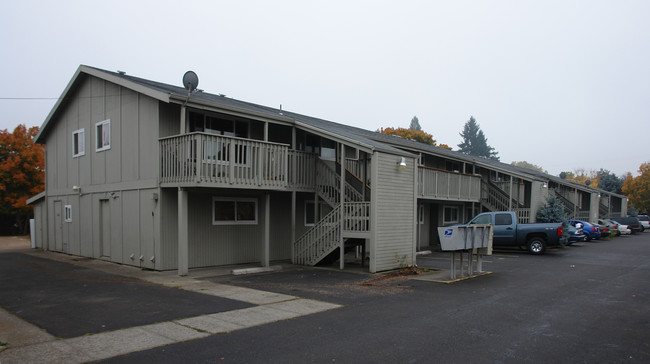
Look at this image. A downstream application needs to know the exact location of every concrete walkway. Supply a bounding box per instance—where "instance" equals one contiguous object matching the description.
[0,237,341,363]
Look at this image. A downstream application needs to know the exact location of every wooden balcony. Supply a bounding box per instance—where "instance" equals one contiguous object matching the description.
[160,133,289,190]
[418,166,481,202]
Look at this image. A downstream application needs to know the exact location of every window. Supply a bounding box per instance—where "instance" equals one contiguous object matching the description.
[495,213,513,226]
[72,129,85,157]
[305,200,332,226]
[213,197,258,225]
[472,214,492,225]
[96,119,111,151]
[64,205,72,222]
[443,206,459,224]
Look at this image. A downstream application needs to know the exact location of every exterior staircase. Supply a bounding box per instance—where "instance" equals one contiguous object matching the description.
[293,160,369,266]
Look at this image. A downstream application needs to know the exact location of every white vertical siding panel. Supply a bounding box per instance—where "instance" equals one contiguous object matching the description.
[159,188,178,270]
[373,152,416,272]
[79,194,93,257]
[122,190,140,266]
[121,89,139,181]
[138,96,158,180]
[139,189,157,269]
[105,82,122,183]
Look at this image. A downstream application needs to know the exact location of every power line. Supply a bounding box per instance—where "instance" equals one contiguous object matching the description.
[0,97,60,100]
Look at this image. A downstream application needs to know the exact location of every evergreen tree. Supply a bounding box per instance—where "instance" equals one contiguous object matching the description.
[457,116,499,161]
[409,116,422,131]
[597,169,623,194]
[536,195,568,232]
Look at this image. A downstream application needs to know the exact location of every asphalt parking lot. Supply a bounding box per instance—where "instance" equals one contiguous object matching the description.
[2,233,650,363]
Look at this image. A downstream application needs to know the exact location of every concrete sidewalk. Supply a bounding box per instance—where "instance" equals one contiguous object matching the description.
[0,237,341,363]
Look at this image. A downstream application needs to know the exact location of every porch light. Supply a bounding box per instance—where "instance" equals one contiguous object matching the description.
[72,186,80,192]
[398,157,407,170]
[542,182,548,188]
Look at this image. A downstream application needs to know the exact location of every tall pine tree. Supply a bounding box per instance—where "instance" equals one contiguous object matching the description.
[409,116,421,131]
[457,116,499,161]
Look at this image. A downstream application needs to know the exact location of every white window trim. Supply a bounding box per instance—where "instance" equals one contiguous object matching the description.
[72,128,85,158]
[212,197,258,225]
[95,119,111,152]
[443,205,459,224]
[64,205,72,222]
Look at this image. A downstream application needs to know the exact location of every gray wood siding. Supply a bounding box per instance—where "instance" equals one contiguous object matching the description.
[159,102,180,138]
[44,75,159,194]
[187,191,265,268]
[159,188,178,270]
[372,152,416,272]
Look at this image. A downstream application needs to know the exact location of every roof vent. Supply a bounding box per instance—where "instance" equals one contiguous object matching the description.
[117,70,126,75]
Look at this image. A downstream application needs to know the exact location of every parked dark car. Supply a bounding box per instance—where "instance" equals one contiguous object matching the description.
[637,215,649,231]
[569,220,601,241]
[613,216,642,234]
[567,225,585,245]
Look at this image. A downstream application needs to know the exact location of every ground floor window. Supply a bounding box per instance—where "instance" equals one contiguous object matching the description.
[443,206,459,224]
[213,197,258,225]
[64,205,72,222]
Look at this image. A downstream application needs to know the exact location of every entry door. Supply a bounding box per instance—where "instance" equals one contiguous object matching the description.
[54,201,63,251]
[100,199,111,258]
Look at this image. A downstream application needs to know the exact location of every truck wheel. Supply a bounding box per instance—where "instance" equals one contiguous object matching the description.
[527,237,546,255]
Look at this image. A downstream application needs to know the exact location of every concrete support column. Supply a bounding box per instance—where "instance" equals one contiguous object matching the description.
[291,191,296,264]
[263,193,270,267]
[339,143,345,270]
[178,188,189,276]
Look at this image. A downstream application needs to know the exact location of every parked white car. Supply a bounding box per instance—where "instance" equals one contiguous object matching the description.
[613,222,632,235]
[637,215,649,230]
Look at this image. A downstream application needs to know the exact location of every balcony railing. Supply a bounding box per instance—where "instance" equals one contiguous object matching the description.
[418,166,481,201]
[160,133,289,189]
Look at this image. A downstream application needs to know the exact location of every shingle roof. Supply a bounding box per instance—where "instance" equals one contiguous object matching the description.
[36,65,626,199]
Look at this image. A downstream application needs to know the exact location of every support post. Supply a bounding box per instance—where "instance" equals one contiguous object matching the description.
[178,188,189,276]
[340,143,345,270]
[263,193,270,267]
[291,191,296,263]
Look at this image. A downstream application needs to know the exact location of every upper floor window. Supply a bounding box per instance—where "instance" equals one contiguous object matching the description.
[72,129,85,157]
[96,119,111,152]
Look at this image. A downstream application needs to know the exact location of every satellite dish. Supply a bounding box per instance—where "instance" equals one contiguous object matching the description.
[585,180,591,186]
[560,172,566,179]
[182,71,199,92]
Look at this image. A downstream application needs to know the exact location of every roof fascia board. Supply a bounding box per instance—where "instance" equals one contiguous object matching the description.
[375,138,543,181]
[169,95,294,125]
[35,66,85,143]
[170,95,401,156]
[26,191,46,205]
[35,65,172,143]
[82,66,171,103]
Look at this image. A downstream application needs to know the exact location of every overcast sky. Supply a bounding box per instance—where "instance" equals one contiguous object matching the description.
[1,0,648,177]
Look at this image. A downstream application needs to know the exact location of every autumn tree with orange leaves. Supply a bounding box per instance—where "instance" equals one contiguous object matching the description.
[622,162,650,214]
[0,124,44,234]
[378,127,452,150]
